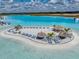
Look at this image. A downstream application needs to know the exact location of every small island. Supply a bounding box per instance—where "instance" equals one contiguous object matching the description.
[6,25,74,45]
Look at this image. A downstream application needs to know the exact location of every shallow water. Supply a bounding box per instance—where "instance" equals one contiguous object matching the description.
[0,16,79,59]
[0,36,79,59]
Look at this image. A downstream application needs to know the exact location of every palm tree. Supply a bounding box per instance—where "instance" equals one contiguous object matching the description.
[47,32,55,44]
[64,28,71,32]
[47,32,55,39]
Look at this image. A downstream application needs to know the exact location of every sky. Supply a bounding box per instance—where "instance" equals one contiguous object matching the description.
[0,0,79,3]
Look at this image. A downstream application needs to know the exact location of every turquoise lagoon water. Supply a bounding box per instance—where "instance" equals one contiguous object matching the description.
[5,15,79,30]
[0,15,79,59]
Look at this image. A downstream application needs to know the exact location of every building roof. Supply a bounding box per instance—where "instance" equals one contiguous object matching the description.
[37,32,46,36]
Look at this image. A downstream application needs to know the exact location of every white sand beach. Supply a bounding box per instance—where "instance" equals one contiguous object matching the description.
[0,28,79,50]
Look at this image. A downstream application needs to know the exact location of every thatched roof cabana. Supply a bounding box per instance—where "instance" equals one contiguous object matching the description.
[14,25,22,31]
[37,31,46,39]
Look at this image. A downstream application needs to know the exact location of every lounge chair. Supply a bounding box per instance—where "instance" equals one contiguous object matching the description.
[27,34,32,37]
[39,27,41,29]
[46,37,52,44]
[25,33,29,36]
[36,27,38,29]
[24,27,26,29]
[12,31,17,34]
[47,39,52,44]
[21,33,26,35]
[43,27,45,29]
[27,27,29,28]
[33,27,35,29]
[47,27,49,29]
[31,35,36,39]
[54,37,61,44]
[8,30,11,32]
[30,27,32,28]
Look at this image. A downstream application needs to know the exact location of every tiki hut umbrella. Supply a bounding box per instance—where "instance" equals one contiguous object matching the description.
[14,25,22,31]
[59,31,66,39]
[53,25,64,32]
[37,31,46,39]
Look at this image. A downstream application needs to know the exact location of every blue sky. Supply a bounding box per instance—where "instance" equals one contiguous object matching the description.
[0,0,79,3]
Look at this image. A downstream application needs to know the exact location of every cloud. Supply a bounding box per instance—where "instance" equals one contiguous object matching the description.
[49,0,58,3]
[75,0,79,1]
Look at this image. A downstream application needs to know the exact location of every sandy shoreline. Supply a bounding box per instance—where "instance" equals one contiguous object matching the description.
[0,29,79,50]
